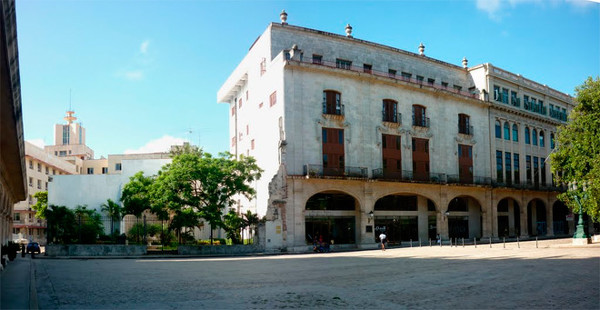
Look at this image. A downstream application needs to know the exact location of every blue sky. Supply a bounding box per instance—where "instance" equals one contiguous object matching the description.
[16,0,599,158]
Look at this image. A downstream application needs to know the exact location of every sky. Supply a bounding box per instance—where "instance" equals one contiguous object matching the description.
[16,0,599,158]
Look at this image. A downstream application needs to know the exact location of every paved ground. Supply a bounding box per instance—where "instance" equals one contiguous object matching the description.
[29,239,600,309]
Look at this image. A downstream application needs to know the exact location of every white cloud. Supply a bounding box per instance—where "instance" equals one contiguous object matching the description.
[476,0,501,19]
[140,40,150,54]
[476,0,591,20]
[124,70,144,80]
[124,135,187,154]
[27,139,45,148]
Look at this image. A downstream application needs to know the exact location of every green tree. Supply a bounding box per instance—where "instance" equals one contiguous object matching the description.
[551,76,600,221]
[152,148,262,244]
[31,191,48,219]
[101,199,124,236]
[74,205,104,244]
[46,205,76,244]
[243,210,260,242]
[121,172,154,217]
[223,210,244,244]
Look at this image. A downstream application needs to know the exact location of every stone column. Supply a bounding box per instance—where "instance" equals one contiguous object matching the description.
[491,196,498,238]
[530,200,537,236]
[520,201,529,237]
[508,199,515,237]
[437,193,449,240]
[417,196,428,243]
[546,200,554,237]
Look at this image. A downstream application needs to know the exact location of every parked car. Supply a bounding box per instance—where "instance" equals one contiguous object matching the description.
[26,242,41,254]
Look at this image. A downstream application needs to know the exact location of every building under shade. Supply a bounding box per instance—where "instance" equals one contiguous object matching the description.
[218,12,578,252]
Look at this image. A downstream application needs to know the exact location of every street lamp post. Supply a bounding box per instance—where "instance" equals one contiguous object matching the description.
[569,181,591,245]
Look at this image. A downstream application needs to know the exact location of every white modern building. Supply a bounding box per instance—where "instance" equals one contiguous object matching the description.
[218,13,576,252]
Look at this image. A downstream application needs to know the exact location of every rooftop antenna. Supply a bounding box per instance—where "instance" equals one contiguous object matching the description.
[64,88,77,125]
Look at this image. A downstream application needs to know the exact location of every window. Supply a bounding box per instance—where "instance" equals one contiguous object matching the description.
[269,91,277,107]
[401,72,412,80]
[526,155,532,184]
[495,121,501,138]
[28,194,33,204]
[382,134,402,178]
[503,122,510,140]
[550,133,555,149]
[238,98,243,109]
[335,58,352,70]
[427,78,435,86]
[494,85,501,102]
[115,163,122,171]
[102,167,108,174]
[533,157,539,186]
[251,139,255,150]
[458,114,471,135]
[453,85,462,92]
[59,150,67,156]
[416,76,424,84]
[45,182,48,190]
[513,153,520,184]
[512,124,519,142]
[412,105,428,127]
[496,151,503,183]
[505,152,512,185]
[231,106,236,116]
[62,126,70,144]
[322,128,345,176]
[524,95,530,110]
[45,167,49,175]
[541,159,546,185]
[231,137,236,147]
[458,144,473,183]
[323,90,342,115]
[363,64,372,73]
[501,88,509,104]
[539,131,545,147]
[260,58,266,75]
[532,129,538,146]
[441,81,448,89]
[382,99,398,123]
[511,91,519,106]
[29,177,33,187]
[52,169,56,175]
[312,54,322,64]
[524,127,530,144]
[259,102,263,109]
[388,69,397,78]
[28,160,33,169]
[412,138,430,181]
[37,163,41,172]
[14,213,20,221]
[87,167,94,174]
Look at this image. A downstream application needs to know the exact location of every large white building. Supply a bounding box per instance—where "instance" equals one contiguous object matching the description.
[218,13,576,252]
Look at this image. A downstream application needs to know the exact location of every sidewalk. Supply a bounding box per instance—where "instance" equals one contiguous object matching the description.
[0,254,37,310]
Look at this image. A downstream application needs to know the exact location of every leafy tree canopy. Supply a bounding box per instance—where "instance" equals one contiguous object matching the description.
[551,76,600,221]
[121,171,154,218]
[32,191,48,219]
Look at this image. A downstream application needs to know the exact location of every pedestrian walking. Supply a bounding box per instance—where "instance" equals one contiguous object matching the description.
[379,233,387,251]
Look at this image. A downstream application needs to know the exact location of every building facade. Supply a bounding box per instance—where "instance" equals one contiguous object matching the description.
[218,16,575,251]
[45,110,94,161]
[12,142,77,244]
[1,0,26,259]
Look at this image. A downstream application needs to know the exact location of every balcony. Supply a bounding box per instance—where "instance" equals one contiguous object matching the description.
[323,104,345,119]
[304,164,368,179]
[412,116,430,128]
[458,125,474,136]
[382,112,402,125]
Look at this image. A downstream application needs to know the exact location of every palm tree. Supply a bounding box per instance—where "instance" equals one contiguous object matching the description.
[243,210,259,243]
[101,199,124,237]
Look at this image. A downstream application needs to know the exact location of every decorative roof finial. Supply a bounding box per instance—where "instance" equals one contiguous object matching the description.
[419,43,425,56]
[345,24,353,37]
[462,57,468,69]
[280,10,288,25]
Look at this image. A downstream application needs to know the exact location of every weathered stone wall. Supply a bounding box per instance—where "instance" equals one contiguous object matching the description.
[46,245,147,257]
[178,245,264,255]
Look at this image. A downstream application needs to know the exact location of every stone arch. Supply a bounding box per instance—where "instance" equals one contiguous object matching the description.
[552,200,571,236]
[527,198,547,236]
[372,193,437,243]
[445,195,482,239]
[304,190,360,245]
[304,188,363,211]
[497,197,521,237]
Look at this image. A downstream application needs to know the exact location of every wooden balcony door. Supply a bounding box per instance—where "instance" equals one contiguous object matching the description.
[458,144,473,183]
[412,138,429,181]
[322,128,344,176]
[382,134,402,179]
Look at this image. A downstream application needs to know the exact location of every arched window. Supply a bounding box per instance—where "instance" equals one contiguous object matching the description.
[382,99,398,123]
[458,114,471,134]
[503,122,510,140]
[525,127,530,144]
[412,105,428,127]
[550,133,555,149]
[512,124,519,142]
[532,129,538,146]
[323,90,342,115]
[495,120,501,138]
[539,131,545,147]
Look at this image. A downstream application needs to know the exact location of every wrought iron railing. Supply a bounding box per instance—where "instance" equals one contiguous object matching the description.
[304,164,368,178]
